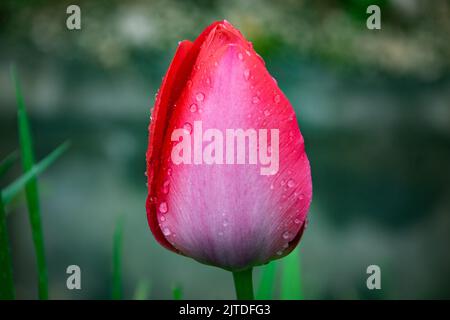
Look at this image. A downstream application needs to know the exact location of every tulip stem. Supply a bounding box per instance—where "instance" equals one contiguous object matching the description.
[232,268,254,300]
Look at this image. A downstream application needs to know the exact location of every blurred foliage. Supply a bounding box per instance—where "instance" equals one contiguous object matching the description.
[0,0,449,78]
[0,0,449,299]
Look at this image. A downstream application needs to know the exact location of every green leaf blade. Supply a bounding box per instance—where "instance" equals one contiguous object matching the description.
[256,262,277,300]
[133,280,150,300]
[112,216,124,300]
[280,247,303,300]
[11,65,48,299]
[0,151,18,179]
[0,198,15,299]
[1,142,70,206]
[172,285,183,300]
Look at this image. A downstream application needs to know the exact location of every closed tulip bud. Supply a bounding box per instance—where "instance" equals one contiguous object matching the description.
[146,20,312,275]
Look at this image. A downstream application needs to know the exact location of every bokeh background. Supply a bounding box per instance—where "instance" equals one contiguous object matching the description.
[1,0,449,299]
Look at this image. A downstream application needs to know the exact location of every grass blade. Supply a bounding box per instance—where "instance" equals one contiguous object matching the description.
[280,247,303,300]
[1,142,70,206]
[0,197,15,299]
[172,284,183,300]
[112,216,124,300]
[256,262,277,300]
[0,151,18,178]
[11,64,48,299]
[133,280,150,300]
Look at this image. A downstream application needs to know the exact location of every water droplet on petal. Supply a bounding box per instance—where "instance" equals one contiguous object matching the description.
[276,250,283,256]
[167,168,172,176]
[237,52,243,60]
[189,103,197,112]
[264,109,271,116]
[252,96,260,104]
[183,122,192,133]
[289,131,294,141]
[223,219,229,228]
[159,202,168,214]
[244,69,250,80]
[287,179,296,188]
[294,218,301,224]
[162,227,171,236]
[160,216,166,222]
[196,92,205,102]
[162,180,170,194]
[274,94,281,103]
[282,231,291,240]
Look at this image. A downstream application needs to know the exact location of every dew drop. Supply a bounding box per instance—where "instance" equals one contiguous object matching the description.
[289,131,294,141]
[276,250,283,256]
[237,52,244,60]
[196,92,205,102]
[287,179,296,188]
[252,96,260,104]
[183,122,192,133]
[167,168,172,176]
[282,231,291,240]
[244,69,250,80]
[274,94,281,103]
[160,216,166,222]
[159,202,168,214]
[294,218,301,224]
[189,103,197,113]
[162,227,171,236]
[162,180,170,194]
[264,109,271,116]
[223,219,229,228]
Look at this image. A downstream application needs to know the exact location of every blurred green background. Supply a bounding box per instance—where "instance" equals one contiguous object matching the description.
[1,0,449,299]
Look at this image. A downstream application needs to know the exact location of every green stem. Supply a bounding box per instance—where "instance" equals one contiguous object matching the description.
[232,268,254,300]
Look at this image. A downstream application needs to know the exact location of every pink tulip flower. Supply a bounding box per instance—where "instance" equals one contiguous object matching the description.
[146,20,312,277]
